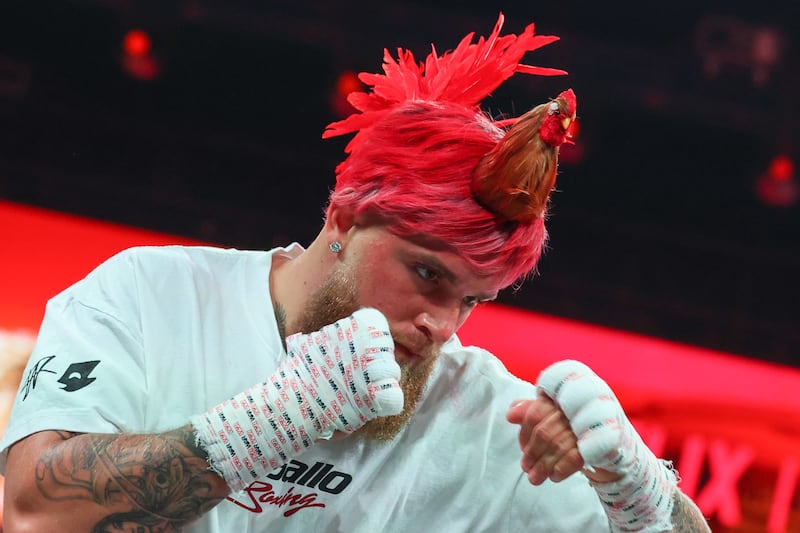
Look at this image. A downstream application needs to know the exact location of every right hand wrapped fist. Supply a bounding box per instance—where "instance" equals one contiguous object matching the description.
[191,308,403,492]
[283,307,404,435]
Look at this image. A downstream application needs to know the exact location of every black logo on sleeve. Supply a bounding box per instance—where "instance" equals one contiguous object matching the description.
[20,357,102,400]
[57,361,101,392]
[21,355,58,400]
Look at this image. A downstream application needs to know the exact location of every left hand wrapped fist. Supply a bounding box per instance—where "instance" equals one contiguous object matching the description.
[535,359,631,474]
[506,393,587,486]
[508,359,678,532]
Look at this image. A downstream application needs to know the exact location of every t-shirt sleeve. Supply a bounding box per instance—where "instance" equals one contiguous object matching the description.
[0,249,147,473]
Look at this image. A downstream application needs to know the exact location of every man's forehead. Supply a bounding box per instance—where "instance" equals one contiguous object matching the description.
[399,231,454,252]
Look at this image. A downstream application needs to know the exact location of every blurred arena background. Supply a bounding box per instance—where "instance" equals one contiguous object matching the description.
[0,1,798,531]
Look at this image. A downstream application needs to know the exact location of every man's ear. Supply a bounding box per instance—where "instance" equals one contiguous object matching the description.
[325,204,357,234]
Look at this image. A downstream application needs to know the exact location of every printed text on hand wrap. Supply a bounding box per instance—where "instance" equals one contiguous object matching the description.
[190,308,403,492]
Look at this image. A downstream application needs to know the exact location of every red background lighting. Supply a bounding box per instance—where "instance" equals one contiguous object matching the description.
[769,155,795,181]
[123,29,152,57]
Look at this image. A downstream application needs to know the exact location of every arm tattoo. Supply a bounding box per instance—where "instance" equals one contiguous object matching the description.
[35,426,229,532]
[604,491,710,532]
[667,491,711,532]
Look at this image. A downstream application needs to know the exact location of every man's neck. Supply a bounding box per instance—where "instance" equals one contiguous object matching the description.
[268,237,332,337]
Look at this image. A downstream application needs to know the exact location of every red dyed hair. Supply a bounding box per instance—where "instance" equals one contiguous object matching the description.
[323,13,572,289]
[326,100,547,289]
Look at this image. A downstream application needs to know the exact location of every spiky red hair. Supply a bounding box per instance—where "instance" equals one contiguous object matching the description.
[324,12,568,287]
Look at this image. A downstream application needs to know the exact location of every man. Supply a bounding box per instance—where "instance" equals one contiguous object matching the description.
[0,13,710,532]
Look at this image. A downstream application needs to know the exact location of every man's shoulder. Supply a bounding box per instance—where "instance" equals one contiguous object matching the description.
[53,245,262,307]
[113,244,245,264]
[438,336,535,392]
[107,245,270,276]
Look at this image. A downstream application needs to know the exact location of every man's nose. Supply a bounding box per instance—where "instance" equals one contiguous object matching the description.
[415,306,460,345]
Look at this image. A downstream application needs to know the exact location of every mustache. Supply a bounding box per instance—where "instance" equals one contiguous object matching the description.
[388,329,439,361]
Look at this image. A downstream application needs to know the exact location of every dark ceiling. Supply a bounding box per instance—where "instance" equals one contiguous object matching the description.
[1,0,798,367]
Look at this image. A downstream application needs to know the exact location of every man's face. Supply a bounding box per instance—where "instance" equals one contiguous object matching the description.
[291,225,503,440]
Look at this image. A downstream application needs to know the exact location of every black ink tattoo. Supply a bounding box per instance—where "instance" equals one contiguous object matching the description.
[35,426,229,532]
[604,490,710,532]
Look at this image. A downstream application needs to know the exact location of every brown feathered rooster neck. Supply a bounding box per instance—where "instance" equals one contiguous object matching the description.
[471,89,577,223]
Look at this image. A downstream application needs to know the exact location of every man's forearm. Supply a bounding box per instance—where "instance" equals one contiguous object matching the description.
[35,426,229,531]
[601,489,709,533]
[667,490,711,533]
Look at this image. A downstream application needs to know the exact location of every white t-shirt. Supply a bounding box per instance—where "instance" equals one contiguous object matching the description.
[0,245,610,532]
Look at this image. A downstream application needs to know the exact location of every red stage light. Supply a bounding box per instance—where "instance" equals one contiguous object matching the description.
[756,154,798,207]
[120,29,160,82]
[121,54,161,82]
[335,71,362,97]
[769,154,795,181]
[330,71,364,117]
[123,29,152,57]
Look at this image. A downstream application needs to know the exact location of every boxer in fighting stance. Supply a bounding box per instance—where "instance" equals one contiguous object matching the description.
[0,13,709,532]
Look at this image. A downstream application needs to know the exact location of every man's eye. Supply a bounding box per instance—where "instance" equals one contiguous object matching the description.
[415,265,438,281]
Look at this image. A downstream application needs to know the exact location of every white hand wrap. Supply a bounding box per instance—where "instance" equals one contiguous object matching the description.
[537,360,677,532]
[191,308,403,492]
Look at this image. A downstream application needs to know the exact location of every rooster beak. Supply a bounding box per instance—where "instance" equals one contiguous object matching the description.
[561,117,572,130]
